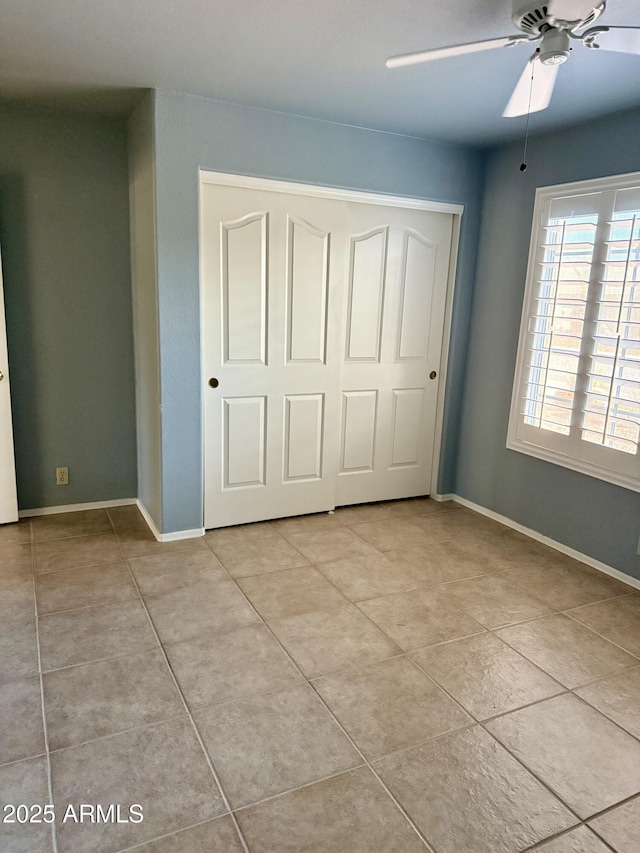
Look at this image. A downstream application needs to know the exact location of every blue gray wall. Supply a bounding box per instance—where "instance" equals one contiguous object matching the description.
[151,89,485,533]
[456,107,640,580]
[0,105,137,510]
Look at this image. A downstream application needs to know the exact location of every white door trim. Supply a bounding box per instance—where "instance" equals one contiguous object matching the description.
[0,247,18,524]
[430,214,461,497]
[198,170,463,519]
[199,171,465,216]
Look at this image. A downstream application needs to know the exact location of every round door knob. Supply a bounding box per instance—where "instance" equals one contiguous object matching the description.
[429,370,437,380]
[209,377,219,388]
[0,370,4,382]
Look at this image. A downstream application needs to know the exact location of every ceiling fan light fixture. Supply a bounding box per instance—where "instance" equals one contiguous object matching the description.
[539,28,572,63]
[541,51,569,64]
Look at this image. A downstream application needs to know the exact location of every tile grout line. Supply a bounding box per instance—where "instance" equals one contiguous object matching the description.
[31,543,59,853]
[487,611,640,668]
[199,535,438,853]
[580,788,640,823]
[568,661,640,692]
[576,828,619,853]
[228,764,368,813]
[490,611,640,700]
[522,825,587,851]
[564,590,638,614]
[120,549,252,853]
[563,607,640,660]
[32,529,117,544]
[36,592,142,620]
[111,814,244,853]
[477,724,585,829]
[0,751,49,771]
[583,793,640,853]
[46,713,188,758]
[407,652,567,729]
[523,824,616,852]
[105,507,118,535]
[35,557,129,579]
[570,690,640,748]
[38,647,158,678]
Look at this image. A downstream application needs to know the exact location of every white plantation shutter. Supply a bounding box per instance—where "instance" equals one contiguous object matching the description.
[508,175,640,492]
[583,200,640,454]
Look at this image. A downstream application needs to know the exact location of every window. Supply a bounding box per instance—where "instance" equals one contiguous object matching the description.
[508,173,640,492]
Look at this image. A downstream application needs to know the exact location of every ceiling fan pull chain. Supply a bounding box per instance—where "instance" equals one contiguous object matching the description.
[520,55,536,171]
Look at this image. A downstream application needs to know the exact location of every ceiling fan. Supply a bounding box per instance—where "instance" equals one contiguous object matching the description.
[386,0,640,117]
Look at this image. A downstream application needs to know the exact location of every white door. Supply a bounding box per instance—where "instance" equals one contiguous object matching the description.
[201,184,347,528]
[0,249,18,524]
[337,203,453,505]
[201,180,454,529]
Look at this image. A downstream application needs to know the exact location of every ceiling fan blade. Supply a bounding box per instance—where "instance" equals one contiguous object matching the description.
[386,35,530,68]
[585,26,640,54]
[547,0,601,22]
[503,56,559,118]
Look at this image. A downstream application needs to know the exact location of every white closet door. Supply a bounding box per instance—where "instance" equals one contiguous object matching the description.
[337,203,453,505]
[201,184,346,528]
[0,249,18,524]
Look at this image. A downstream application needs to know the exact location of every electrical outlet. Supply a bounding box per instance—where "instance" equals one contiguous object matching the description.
[56,467,69,486]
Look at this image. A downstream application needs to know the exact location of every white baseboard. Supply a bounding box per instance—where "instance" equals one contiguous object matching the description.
[135,500,204,543]
[18,498,204,544]
[432,493,455,503]
[19,498,137,518]
[452,494,640,592]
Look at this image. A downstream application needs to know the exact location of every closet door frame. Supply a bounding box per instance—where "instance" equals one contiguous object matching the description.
[198,170,464,521]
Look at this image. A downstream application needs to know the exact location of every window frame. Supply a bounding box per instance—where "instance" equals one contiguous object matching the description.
[507,171,640,494]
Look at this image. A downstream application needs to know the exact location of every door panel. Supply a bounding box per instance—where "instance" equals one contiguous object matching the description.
[340,390,378,473]
[336,204,453,506]
[222,213,268,365]
[223,396,266,488]
[397,230,436,360]
[345,227,387,362]
[202,184,345,528]
[284,394,324,481]
[287,216,329,363]
[390,388,424,467]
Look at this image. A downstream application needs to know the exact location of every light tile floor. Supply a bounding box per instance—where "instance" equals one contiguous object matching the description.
[1,499,639,852]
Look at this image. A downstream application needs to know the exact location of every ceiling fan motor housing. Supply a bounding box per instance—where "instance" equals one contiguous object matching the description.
[511,0,603,35]
[539,28,572,63]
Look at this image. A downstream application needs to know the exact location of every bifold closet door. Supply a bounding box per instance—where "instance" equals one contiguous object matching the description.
[336,203,453,506]
[201,184,347,529]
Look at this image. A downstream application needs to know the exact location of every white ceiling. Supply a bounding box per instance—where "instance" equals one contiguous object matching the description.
[1,0,639,146]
